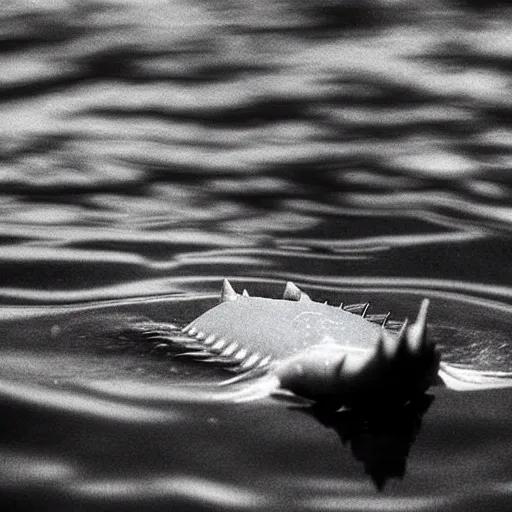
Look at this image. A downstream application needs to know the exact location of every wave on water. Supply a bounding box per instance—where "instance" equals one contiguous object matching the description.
[1,0,512,509]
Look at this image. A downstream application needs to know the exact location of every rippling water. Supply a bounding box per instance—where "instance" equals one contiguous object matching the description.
[1,1,512,510]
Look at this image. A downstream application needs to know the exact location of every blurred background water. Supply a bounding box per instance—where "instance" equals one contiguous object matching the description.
[0,0,512,510]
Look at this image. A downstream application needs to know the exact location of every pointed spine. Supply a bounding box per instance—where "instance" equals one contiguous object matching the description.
[203,334,216,346]
[406,299,429,354]
[377,318,408,360]
[365,313,390,326]
[283,281,302,301]
[221,279,238,302]
[233,348,248,361]
[343,303,368,314]
[211,338,228,352]
[221,342,239,357]
[240,353,261,370]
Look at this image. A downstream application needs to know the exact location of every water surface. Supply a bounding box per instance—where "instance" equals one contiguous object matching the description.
[1,1,512,510]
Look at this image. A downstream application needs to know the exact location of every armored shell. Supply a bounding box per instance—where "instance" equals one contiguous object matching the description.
[131,279,512,408]
[177,280,439,408]
[186,294,383,360]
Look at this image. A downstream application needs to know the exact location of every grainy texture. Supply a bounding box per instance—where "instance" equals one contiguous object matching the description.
[1,0,512,509]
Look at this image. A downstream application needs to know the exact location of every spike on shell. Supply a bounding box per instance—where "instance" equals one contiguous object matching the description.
[395,318,409,356]
[221,343,239,357]
[379,328,399,359]
[171,283,441,409]
[221,279,238,302]
[283,281,302,301]
[407,299,429,354]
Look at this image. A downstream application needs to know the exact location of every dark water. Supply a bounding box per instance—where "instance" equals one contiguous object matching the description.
[1,1,512,510]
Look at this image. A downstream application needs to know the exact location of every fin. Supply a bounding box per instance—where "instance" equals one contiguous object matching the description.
[221,279,238,302]
[406,299,429,354]
[242,289,250,297]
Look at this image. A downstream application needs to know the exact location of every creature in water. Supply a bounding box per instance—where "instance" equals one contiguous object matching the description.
[135,280,510,409]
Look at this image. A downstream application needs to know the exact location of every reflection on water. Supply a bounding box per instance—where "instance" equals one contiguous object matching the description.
[1,0,512,510]
[302,396,434,490]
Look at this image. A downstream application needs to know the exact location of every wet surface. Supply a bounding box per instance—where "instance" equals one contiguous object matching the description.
[1,1,512,510]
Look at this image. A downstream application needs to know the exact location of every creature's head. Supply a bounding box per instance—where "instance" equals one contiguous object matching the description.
[274,300,440,409]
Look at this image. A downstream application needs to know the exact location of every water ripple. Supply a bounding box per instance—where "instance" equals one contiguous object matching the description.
[68,475,267,509]
[0,378,176,423]
[1,1,512,509]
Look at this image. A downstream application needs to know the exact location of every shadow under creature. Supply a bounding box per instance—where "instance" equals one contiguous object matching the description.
[299,394,434,490]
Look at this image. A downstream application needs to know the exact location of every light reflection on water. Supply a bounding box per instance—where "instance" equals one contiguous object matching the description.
[1,0,512,510]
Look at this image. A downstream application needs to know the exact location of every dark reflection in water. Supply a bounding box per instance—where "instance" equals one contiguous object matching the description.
[1,0,512,510]
[303,396,434,490]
